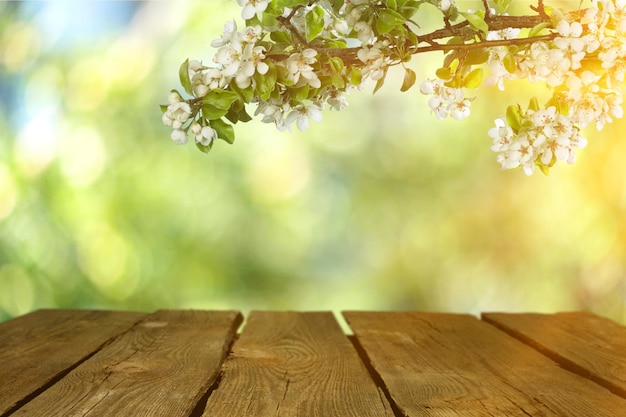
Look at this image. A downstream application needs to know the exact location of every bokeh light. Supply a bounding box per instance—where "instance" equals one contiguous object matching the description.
[0,1,624,323]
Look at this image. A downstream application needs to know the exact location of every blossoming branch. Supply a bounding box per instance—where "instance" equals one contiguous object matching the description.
[161,0,626,175]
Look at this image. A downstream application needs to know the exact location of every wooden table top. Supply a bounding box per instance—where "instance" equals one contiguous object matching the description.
[0,310,625,416]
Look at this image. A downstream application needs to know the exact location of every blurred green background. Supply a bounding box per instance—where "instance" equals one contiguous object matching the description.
[0,0,625,324]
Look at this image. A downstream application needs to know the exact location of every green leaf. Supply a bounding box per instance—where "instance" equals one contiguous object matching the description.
[537,160,551,175]
[463,67,483,89]
[398,0,422,17]
[238,108,253,123]
[387,0,398,10]
[491,0,514,14]
[203,89,240,110]
[330,0,345,13]
[290,85,310,101]
[275,64,292,85]
[400,67,416,92]
[225,108,239,124]
[465,49,489,66]
[397,0,421,8]
[436,67,452,80]
[275,0,309,8]
[373,69,388,94]
[245,15,262,26]
[305,5,325,42]
[503,53,517,74]
[506,104,523,133]
[230,82,255,103]
[405,29,418,46]
[326,39,348,49]
[460,12,488,36]
[318,75,333,90]
[265,62,278,85]
[202,103,230,120]
[379,8,406,26]
[376,18,394,35]
[546,96,567,115]
[160,104,168,113]
[196,140,213,153]
[529,22,550,38]
[443,51,459,69]
[328,57,344,73]
[179,59,193,96]
[376,19,395,35]
[270,30,292,44]
[331,73,346,89]
[225,106,252,124]
[350,67,362,86]
[256,65,278,100]
[212,118,235,144]
[528,97,540,112]
[262,13,278,28]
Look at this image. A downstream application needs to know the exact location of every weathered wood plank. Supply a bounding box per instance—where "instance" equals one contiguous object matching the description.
[202,311,395,417]
[0,309,145,416]
[11,310,242,417]
[482,312,626,399]
[344,311,626,417]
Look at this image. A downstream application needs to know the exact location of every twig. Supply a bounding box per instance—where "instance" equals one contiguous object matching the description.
[277,7,309,47]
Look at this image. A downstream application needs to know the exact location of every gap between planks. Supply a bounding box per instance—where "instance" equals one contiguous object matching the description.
[197,311,396,417]
[0,310,148,417]
[482,312,626,401]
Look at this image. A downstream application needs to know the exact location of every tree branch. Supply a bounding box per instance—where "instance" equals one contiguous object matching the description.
[414,33,557,54]
[313,13,553,65]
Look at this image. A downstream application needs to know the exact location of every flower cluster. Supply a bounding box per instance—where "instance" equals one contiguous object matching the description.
[162,0,626,175]
[482,0,626,174]
[161,91,193,144]
[420,79,471,120]
[489,106,588,175]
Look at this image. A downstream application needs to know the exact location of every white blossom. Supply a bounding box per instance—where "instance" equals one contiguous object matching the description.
[237,0,269,20]
[242,25,263,43]
[170,129,188,145]
[256,98,291,131]
[168,91,184,105]
[354,21,376,44]
[211,21,238,48]
[285,49,321,88]
[486,54,515,90]
[327,89,349,111]
[214,41,244,77]
[203,68,228,91]
[357,44,386,81]
[420,79,471,120]
[234,44,269,88]
[285,104,323,131]
[556,20,583,37]
[162,101,193,130]
[191,124,217,147]
[332,19,350,36]
[489,118,515,152]
[437,0,454,12]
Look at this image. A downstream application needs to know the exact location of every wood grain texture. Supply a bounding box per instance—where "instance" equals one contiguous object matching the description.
[202,311,395,417]
[0,309,145,416]
[344,311,626,417]
[482,312,626,399]
[11,310,242,417]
